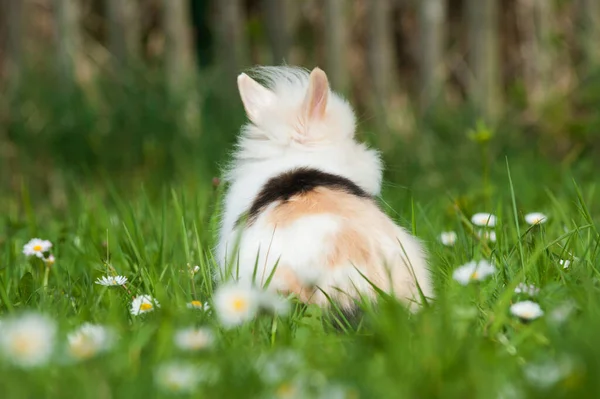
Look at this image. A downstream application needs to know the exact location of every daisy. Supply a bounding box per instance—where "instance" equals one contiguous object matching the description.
[514,283,539,297]
[174,327,214,351]
[559,259,571,269]
[452,260,496,285]
[67,323,116,360]
[44,254,56,266]
[524,357,574,389]
[187,300,210,311]
[154,361,201,394]
[471,213,497,227]
[259,291,291,316]
[549,301,576,325]
[476,229,497,242]
[439,231,457,246]
[95,275,128,287]
[22,238,52,258]
[213,282,260,328]
[510,300,544,321]
[256,350,304,385]
[525,212,548,226]
[0,313,57,368]
[130,295,160,316]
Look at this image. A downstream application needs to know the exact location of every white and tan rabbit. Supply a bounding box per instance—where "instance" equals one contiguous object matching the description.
[217,66,432,311]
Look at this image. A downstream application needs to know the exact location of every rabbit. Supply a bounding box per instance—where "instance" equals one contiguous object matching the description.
[216,66,433,311]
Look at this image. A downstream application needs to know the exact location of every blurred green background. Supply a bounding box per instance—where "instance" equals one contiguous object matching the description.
[1,0,599,209]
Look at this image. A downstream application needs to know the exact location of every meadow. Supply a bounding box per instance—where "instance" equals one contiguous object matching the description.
[1,71,600,399]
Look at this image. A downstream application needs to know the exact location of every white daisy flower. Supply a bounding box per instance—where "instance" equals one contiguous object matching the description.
[256,350,304,385]
[476,229,497,242]
[174,327,214,351]
[514,283,539,297]
[43,254,56,266]
[510,300,544,320]
[452,260,496,285]
[95,275,128,287]
[259,291,291,316]
[439,231,458,246]
[130,295,160,316]
[22,238,52,258]
[524,357,574,389]
[471,213,497,227]
[559,259,571,269]
[154,361,201,394]
[186,300,210,311]
[214,282,260,328]
[0,313,57,368]
[67,323,116,360]
[549,301,576,325]
[525,212,548,226]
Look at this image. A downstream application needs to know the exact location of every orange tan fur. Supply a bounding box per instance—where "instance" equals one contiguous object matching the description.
[266,187,429,309]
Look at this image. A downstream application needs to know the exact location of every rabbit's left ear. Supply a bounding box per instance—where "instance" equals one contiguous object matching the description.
[302,67,329,122]
[238,73,276,124]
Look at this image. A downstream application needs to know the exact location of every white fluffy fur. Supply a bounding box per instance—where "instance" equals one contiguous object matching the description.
[217,66,432,308]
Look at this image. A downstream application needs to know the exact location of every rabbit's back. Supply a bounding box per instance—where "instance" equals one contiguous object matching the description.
[227,168,432,310]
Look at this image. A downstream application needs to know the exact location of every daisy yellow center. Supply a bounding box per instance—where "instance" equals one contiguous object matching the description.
[70,337,95,359]
[232,297,248,312]
[167,380,183,392]
[140,303,153,311]
[33,245,43,252]
[470,271,479,280]
[13,336,35,355]
[191,300,202,307]
[276,383,295,398]
[521,311,533,318]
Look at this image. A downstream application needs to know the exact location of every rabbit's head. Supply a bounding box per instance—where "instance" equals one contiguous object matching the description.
[230,67,382,196]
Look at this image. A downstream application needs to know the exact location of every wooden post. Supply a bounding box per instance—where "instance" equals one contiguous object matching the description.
[162,0,200,135]
[162,0,195,96]
[215,0,246,89]
[466,0,500,118]
[54,0,81,91]
[517,0,556,106]
[2,0,24,90]
[107,0,140,69]
[263,0,289,64]
[367,0,396,132]
[578,0,600,74]
[324,0,350,94]
[418,0,446,110]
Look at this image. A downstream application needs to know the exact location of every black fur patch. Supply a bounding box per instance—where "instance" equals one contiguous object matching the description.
[243,168,371,225]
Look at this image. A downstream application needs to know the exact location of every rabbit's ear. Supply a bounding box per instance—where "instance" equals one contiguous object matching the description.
[237,73,276,123]
[302,67,329,122]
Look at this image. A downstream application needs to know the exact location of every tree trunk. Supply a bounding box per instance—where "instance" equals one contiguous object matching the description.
[367,0,396,132]
[162,0,200,135]
[107,0,140,70]
[324,0,350,94]
[418,0,446,111]
[466,0,500,119]
[214,0,247,90]
[54,0,80,91]
[162,0,195,95]
[517,0,556,107]
[2,0,23,90]
[263,0,289,64]
[578,0,600,74]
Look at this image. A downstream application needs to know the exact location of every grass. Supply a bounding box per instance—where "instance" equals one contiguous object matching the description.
[1,158,599,398]
[1,74,600,398]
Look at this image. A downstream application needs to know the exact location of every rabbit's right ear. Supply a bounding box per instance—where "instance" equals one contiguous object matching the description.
[237,73,276,124]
